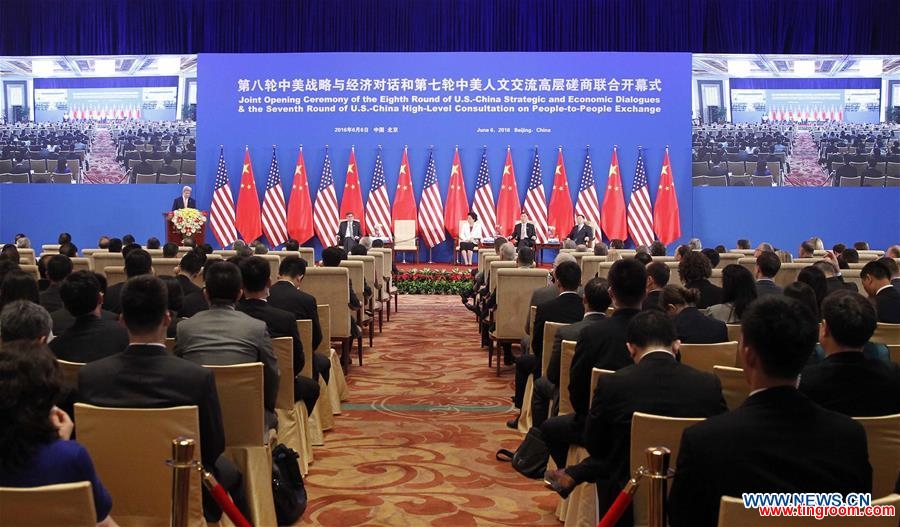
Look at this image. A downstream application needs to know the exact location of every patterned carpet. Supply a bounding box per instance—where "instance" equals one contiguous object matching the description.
[302,295,560,526]
[82,128,129,184]
[782,131,829,187]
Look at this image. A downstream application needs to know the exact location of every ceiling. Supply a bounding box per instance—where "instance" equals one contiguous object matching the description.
[693,54,900,78]
[0,55,197,77]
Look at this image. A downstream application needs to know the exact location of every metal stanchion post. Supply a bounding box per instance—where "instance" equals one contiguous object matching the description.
[169,437,195,527]
[645,447,672,527]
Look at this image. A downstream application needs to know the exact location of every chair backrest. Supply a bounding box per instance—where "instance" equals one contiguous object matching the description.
[158,173,182,184]
[297,319,313,378]
[57,358,84,389]
[393,219,417,250]
[717,494,900,526]
[679,341,740,373]
[0,481,96,527]
[74,403,205,526]
[90,252,124,276]
[630,412,705,526]
[713,365,749,411]
[580,255,607,286]
[339,260,365,306]
[589,368,614,409]
[558,341,577,415]
[17,247,35,264]
[348,255,377,294]
[840,269,864,292]
[150,257,183,275]
[103,266,126,286]
[259,254,281,281]
[493,268,553,339]
[541,322,569,374]
[488,260,517,292]
[135,173,157,184]
[888,345,900,365]
[709,268,723,287]
[299,267,351,338]
[853,414,900,498]
[271,337,295,410]
[204,362,266,446]
[19,264,39,281]
[70,257,92,272]
[298,247,316,265]
[479,252,499,276]
[872,323,900,345]
[369,251,384,289]
[717,253,743,269]
[316,304,331,355]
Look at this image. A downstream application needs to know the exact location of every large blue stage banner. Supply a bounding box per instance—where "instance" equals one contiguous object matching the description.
[197,52,691,257]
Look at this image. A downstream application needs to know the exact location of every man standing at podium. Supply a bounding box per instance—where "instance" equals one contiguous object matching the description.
[336,211,361,252]
[567,214,594,246]
[172,186,196,210]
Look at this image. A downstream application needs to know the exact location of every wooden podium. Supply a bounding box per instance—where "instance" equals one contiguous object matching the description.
[164,211,207,245]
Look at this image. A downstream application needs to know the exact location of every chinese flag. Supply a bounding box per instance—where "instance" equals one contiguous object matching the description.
[653,148,681,245]
[392,147,417,227]
[443,148,470,239]
[286,147,314,244]
[236,149,263,242]
[600,147,627,242]
[495,148,521,237]
[339,147,366,233]
[547,148,574,239]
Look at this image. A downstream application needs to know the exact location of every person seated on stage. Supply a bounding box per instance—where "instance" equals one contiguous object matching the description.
[0,341,120,527]
[510,212,536,249]
[336,212,361,253]
[668,296,872,527]
[158,155,179,176]
[861,260,900,323]
[172,186,195,210]
[162,242,179,258]
[566,214,594,246]
[458,212,483,266]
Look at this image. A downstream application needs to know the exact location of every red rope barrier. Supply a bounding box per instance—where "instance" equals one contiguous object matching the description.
[596,471,642,527]
[200,469,253,527]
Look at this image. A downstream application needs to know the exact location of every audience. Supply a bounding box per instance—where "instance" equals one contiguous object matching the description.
[814,259,857,294]
[0,300,52,343]
[39,255,73,312]
[783,281,820,320]
[754,250,782,297]
[162,242,179,258]
[642,261,669,311]
[796,265,828,311]
[0,269,40,308]
[861,259,900,323]
[662,285,728,343]
[705,264,757,323]
[102,249,153,313]
[677,251,722,309]
[49,271,129,363]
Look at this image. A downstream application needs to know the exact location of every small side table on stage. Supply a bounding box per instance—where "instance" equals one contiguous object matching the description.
[164,211,208,246]
[537,240,561,266]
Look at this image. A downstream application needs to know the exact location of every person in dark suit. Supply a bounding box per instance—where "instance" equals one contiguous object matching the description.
[171,186,196,210]
[814,260,858,294]
[544,310,727,525]
[336,212,361,252]
[532,278,611,429]
[174,251,203,299]
[48,271,129,363]
[540,259,643,470]
[102,249,153,314]
[38,255,72,313]
[668,296,872,527]
[268,255,330,384]
[78,275,248,522]
[662,285,728,343]
[800,290,900,416]
[642,261,669,311]
[566,214,594,246]
[10,157,29,175]
[510,212,537,249]
[508,261,585,428]
[677,251,722,309]
[878,256,900,294]
[861,260,900,323]
[754,250,783,297]
[158,155,180,177]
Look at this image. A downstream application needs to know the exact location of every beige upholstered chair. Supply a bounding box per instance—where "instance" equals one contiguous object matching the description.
[272,337,312,474]
[853,414,900,498]
[716,253,743,269]
[888,345,900,365]
[16,247,36,264]
[297,318,333,438]
[479,252,499,277]
[630,412,704,527]
[298,247,315,266]
[19,264,39,281]
[0,481,96,527]
[557,341,576,415]
[104,266,127,286]
[872,323,900,346]
[368,247,397,317]
[340,259,369,354]
[679,341,739,373]
[299,267,352,373]
[725,324,741,344]
[579,256,606,286]
[717,494,900,526]
[713,365,749,410]
[349,254,382,334]
[709,268,723,287]
[57,358,84,390]
[489,268,551,375]
[393,219,418,263]
[70,257,93,272]
[487,260,517,293]
[74,403,206,526]
[149,257,182,275]
[317,304,349,410]
[90,252,124,276]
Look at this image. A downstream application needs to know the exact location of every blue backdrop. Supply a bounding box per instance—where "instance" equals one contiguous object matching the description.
[196,52,692,259]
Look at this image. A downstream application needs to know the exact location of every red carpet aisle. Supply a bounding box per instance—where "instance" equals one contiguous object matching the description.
[783,131,829,187]
[82,128,128,184]
[302,295,560,526]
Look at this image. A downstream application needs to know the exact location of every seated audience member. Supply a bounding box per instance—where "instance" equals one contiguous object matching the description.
[517,246,536,268]
[673,244,689,262]
[160,276,184,338]
[754,160,771,177]
[79,275,248,522]
[540,259,644,472]
[886,245,900,259]
[121,234,135,246]
[880,257,900,292]
[706,264,757,324]
[0,270,39,308]
[796,265,827,311]
[102,249,153,313]
[593,242,609,257]
[609,239,625,250]
[122,242,142,257]
[145,237,161,250]
[0,300,52,343]
[700,248,719,268]
[49,271,129,363]
[643,261,669,310]
[107,238,123,253]
[39,255,73,313]
[15,236,31,250]
[251,240,268,255]
[854,241,870,251]
[54,154,70,174]
[236,256,319,415]
[800,290,900,416]
[814,259,858,294]
[97,236,110,250]
[283,239,300,252]
[668,296,872,527]
[162,242,179,258]
[841,248,860,264]
[677,251,722,309]
[1,243,20,264]
[736,239,751,250]
[175,261,280,426]
[59,242,78,258]
[832,242,846,255]
[663,285,728,343]
[268,255,330,384]
[0,341,118,527]
[752,242,774,258]
[175,251,203,297]
[58,232,72,245]
[649,241,666,257]
[783,281,821,322]
[861,260,900,323]
[159,155,179,176]
[543,310,726,523]
[523,252,576,340]
[798,240,815,258]
[633,252,652,266]
[754,250,782,297]
[51,272,118,335]
[714,244,726,253]
[688,238,702,251]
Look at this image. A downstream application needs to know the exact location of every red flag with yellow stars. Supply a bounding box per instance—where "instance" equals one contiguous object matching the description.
[600,147,627,242]
[286,147,314,244]
[235,148,263,242]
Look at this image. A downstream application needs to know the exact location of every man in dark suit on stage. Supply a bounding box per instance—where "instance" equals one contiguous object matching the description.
[171,185,196,210]
[800,290,900,416]
[544,310,727,526]
[668,296,872,527]
[49,271,129,363]
[78,275,248,522]
[861,259,900,323]
[510,212,537,249]
[754,250,782,297]
[566,214,593,246]
[337,212,361,252]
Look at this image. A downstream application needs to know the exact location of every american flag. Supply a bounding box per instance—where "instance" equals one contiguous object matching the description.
[575,150,602,240]
[313,149,340,248]
[210,147,237,247]
[418,150,445,248]
[627,149,654,247]
[365,148,392,239]
[262,148,288,247]
[472,149,497,237]
[524,148,548,243]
